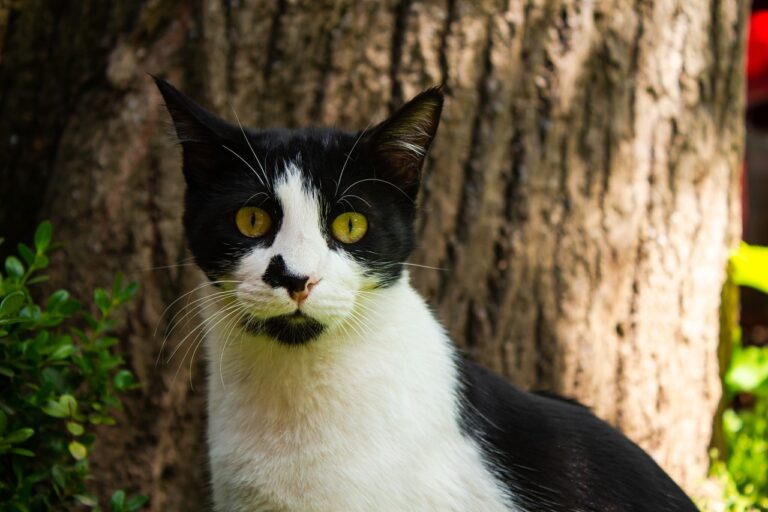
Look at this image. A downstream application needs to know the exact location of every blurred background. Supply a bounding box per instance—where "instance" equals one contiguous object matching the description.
[0,1,765,511]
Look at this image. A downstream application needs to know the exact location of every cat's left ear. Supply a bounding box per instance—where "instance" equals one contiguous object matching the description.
[364,87,444,196]
[153,76,233,185]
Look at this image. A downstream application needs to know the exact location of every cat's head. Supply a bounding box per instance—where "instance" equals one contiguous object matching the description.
[155,78,443,346]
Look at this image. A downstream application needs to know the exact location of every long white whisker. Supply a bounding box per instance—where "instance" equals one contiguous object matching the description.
[219,308,249,389]
[163,290,238,341]
[230,106,270,188]
[335,122,372,197]
[155,279,241,336]
[173,301,244,385]
[189,304,245,389]
[338,193,372,208]
[222,144,267,188]
[339,178,413,203]
[169,300,241,367]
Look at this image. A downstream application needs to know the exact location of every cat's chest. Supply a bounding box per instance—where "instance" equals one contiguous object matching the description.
[208,398,513,512]
[205,345,514,512]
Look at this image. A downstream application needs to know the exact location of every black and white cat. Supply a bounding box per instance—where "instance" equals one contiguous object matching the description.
[155,78,698,512]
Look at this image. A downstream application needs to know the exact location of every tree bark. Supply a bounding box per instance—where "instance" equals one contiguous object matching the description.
[0,0,745,509]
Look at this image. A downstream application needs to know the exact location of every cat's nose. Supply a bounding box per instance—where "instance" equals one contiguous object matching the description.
[289,279,318,304]
[263,255,317,304]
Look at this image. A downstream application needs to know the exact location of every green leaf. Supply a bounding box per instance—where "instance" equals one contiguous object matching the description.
[111,489,126,508]
[731,243,768,294]
[726,346,768,394]
[96,337,119,349]
[49,343,75,361]
[5,428,34,444]
[26,274,49,285]
[121,282,139,301]
[34,221,52,253]
[17,243,35,266]
[125,495,149,511]
[0,291,25,316]
[0,410,6,435]
[112,273,124,296]
[68,441,87,460]
[66,422,84,436]
[4,256,24,278]
[94,288,111,315]
[41,401,68,418]
[114,370,136,391]
[59,394,78,416]
[51,465,66,489]
[46,289,69,312]
[0,366,14,378]
[11,448,34,457]
[33,254,49,269]
[75,493,98,506]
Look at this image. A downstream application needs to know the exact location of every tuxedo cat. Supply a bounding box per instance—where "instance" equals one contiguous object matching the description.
[155,77,698,512]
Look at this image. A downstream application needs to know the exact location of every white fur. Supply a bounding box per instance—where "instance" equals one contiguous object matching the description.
[201,162,516,511]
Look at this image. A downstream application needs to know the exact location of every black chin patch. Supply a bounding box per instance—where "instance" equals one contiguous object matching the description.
[243,312,325,345]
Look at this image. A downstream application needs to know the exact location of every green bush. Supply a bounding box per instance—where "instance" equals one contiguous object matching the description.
[0,222,146,511]
[710,243,768,511]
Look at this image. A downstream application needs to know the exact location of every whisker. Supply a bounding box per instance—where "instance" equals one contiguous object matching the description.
[188,304,246,389]
[162,290,238,342]
[335,122,372,197]
[339,178,413,203]
[230,105,270,187]
[338,193,372,208]
[219,308,249,389]
[222,144,267,188]
[169,300,241,367]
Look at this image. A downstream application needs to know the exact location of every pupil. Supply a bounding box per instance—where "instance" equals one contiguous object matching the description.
[251,212,257,227]
[348,217,353,232]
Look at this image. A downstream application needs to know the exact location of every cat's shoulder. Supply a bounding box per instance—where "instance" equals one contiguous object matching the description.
[456,358,699,512]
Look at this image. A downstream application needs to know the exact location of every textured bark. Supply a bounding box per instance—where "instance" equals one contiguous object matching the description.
[0,0,745,508]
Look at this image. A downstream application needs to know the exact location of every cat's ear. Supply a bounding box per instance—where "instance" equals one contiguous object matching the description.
[153,76,231,183]
[364,87,444,195]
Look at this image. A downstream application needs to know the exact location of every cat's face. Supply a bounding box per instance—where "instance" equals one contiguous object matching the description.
[156,79,442,345]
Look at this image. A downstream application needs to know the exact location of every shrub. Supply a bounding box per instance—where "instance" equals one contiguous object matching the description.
[0,222,146,511]
[709,243,768,511]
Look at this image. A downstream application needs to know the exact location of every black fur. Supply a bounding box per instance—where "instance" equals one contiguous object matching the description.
[243,311,326,346]
[262,255,309,293]
[458,360,699,511]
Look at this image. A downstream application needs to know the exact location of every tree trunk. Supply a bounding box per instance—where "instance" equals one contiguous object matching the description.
[0,0,745,509]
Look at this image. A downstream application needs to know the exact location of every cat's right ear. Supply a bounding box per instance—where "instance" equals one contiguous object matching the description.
[153,76,229,183]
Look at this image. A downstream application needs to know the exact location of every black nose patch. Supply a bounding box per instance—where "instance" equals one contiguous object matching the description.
[263,255,309,293]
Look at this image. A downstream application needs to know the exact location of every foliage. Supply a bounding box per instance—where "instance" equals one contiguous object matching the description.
[709,243,768,511]
[0,222,146,511]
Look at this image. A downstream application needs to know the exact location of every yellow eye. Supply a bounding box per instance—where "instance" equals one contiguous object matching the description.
[235,206,272,238]
[331,212,368,244]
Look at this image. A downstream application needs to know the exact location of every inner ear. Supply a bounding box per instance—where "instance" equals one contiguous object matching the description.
[154,76,237,185]
[363,87,444,195]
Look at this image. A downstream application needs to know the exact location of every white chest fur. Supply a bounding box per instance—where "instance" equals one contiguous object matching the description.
[203,281,514,512]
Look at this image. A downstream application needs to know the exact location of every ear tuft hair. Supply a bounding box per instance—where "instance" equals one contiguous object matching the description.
[153,76,236,186]
[364,87,444,194]
[152,76,227,144]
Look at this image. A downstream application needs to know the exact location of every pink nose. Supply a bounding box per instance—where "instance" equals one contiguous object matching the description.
[289,279,318,305]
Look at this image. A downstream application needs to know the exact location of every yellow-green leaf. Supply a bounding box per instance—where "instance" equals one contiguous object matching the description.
[66,422,84,436]
[68,441,87,460]
[730,243,768,294]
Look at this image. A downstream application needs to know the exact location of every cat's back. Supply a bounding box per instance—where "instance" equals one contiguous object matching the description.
[458,360,699,512]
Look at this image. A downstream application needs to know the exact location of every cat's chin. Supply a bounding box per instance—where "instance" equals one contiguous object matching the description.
[241,311,326,346]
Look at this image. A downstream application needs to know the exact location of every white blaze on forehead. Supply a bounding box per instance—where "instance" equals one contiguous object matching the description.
[271,162,327,277]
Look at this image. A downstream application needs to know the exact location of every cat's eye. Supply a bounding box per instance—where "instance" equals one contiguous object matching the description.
[331,212,368,244]
[235,207,272,238]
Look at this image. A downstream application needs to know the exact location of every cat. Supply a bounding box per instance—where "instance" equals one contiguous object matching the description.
[154,77,699,512]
